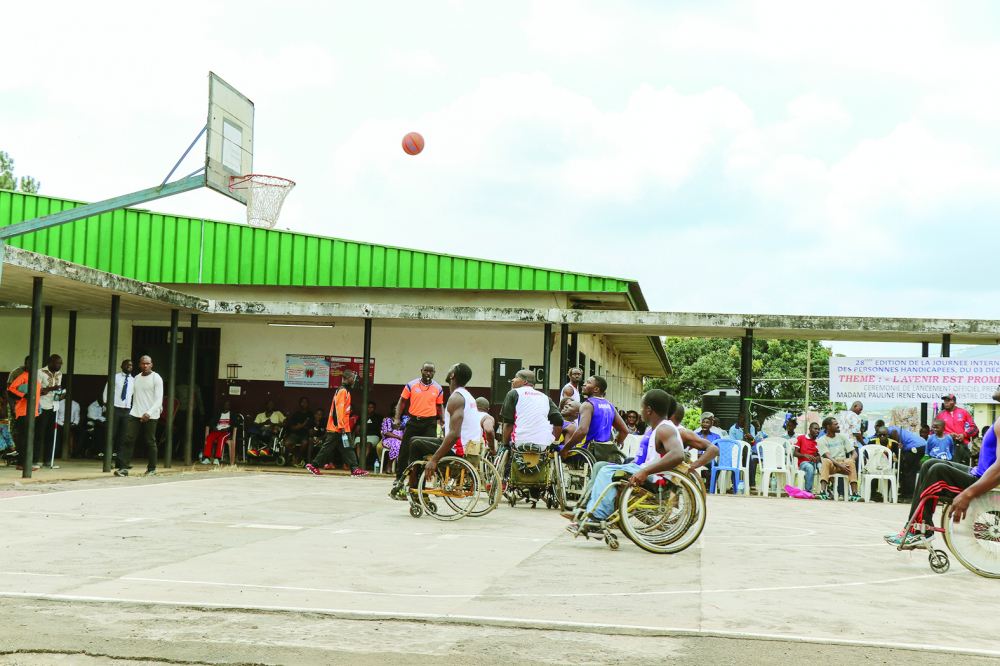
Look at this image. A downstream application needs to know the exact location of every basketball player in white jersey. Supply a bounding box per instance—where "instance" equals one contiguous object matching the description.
[403,362,480,491]
[669,403,719,473]
[501,369,563,450]
[561,367,583,404]
[566,389,685,525]
[475,396,497,456]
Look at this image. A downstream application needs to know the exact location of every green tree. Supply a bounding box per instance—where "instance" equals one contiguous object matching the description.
[681,405,702,430]
[647,337,834,423]
[0,152,41,193]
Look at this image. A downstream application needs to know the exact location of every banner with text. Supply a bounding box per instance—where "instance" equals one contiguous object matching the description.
[284,355,376,388]
[829,357,1000,403]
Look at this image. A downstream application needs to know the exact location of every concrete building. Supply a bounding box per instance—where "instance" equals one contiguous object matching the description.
[1,190,668,424]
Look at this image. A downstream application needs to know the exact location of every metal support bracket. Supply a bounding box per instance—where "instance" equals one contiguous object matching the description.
[0,175,205,240]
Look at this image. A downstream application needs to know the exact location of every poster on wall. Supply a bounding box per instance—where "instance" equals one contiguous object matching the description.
[284,355,375,388]
[284,355,331,388]
[829,357,1000,403]
[329,356,376,389]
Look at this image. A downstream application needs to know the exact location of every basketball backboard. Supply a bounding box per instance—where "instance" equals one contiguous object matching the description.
[206,72,254,205]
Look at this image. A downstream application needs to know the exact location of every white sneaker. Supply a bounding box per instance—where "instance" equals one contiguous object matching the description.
[212,458,220,465]
[199,458,211,465]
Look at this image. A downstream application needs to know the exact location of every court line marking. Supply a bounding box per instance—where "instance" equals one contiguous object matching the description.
[0,475,247,500]
[109,571,955,599]
[0,571,112,580]
[0,590,994,658]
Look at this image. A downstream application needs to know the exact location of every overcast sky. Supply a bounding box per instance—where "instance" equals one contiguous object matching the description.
[3,1,999,361]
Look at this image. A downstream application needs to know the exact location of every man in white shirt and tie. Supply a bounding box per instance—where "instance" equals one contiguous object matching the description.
[115,356,163,477]
[86,399,106,457]
[56,399,81,458]
[103,359,133,467]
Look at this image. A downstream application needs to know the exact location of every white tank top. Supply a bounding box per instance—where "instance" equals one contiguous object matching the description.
[562,382,580,404]
[643,420,679,469]
[443,387,481,453]
[512,385,556,446]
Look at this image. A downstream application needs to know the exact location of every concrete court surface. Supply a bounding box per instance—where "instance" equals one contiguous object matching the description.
[0,471,997,666]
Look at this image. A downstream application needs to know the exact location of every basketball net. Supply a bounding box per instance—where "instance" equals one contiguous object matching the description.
[228,175,296,230]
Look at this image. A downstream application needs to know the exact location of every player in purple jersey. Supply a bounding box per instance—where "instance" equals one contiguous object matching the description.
[560,375,629,463]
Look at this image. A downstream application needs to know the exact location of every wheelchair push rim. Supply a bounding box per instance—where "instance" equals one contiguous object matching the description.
[418,456,480,521]
[556,447,596,511]
[618,471,707,555]
[944,494,1000,579]
[466,456,502,518]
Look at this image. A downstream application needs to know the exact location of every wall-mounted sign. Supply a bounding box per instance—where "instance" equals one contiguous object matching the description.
[285,355,375,388]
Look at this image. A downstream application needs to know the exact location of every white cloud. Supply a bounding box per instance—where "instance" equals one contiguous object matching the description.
[521,0,622,59]
[384,50,446,76]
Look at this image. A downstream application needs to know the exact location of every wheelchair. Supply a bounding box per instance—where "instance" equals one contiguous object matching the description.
[893,484,1000,577]
[495,443,595,511]
[566,462,707,554]
[395,455,482,521]
[245,420,289,466]
[464,442,503,518]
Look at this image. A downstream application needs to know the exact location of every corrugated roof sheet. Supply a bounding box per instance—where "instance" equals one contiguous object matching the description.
[0,190,631,293]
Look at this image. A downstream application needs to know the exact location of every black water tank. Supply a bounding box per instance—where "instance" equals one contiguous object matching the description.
[702,387,741,431]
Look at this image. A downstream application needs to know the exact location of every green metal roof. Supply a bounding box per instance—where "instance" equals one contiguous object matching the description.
[0,190,631,293]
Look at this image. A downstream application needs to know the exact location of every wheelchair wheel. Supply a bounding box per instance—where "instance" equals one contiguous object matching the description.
[557,448,595,510]
[419,456,480,521]
[275,454,286,467]
[929,549,950,574]
[468,457,502,518]
[618,471,706,555]
[409,504,423,518]
[944,496,1000,578]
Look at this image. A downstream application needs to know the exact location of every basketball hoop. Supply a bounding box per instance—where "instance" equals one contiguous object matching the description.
[228,175,296,230]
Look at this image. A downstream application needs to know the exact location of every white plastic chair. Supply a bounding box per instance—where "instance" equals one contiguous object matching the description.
[783,439,807,490]
[756,441,792,497]
[859,444,897,503]
[622,434,642,459]
[829,466,850,501]
[378,439,397,475]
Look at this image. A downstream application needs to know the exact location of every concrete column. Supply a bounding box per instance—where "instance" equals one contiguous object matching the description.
[359,317,372,470]
[165,309,179,468]
[103,295,120,473]
[62,311,77,461]
[921,342,929,427]
[740,329,754,432]
[185,314,198,466]
[941,334,951,358]
[42,305,53,362]
[23,277,43,479]
[543,324,552,399]
[559,324,569,395]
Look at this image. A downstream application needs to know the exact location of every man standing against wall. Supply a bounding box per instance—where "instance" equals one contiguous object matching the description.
[561,367,583,404]
[393,363,444,483]
[115,356,163,477]
[36,355,63,468]
[103,359,133,470]
[936,394,977,466]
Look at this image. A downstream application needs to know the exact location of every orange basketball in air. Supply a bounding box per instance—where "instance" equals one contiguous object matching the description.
[402,132,424,155]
